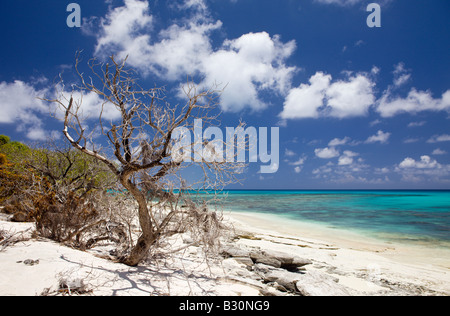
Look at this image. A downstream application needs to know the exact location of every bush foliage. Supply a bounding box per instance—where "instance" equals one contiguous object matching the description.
[0,135,126,250]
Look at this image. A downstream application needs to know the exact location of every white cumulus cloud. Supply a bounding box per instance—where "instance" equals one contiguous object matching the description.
[326,74,375,118]
[0,80,57,140]
[90,0,297,113]
[280,72,331,119]
[328,137,351,147]
[427,134,450,144]
[377,88,450,118]
[94,0,153,67]
[315,147,340,159]
[0,80,47,124]
[399,156,439,169]
[280,72,375,119]
[432,148,447,156]
[365,130,391,144]
[396,155,450,183]
[338,150,359,166]
[202,32,297,112]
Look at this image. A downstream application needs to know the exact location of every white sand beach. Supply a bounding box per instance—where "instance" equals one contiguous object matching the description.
[225,211,450,295]
[0,211,449,296]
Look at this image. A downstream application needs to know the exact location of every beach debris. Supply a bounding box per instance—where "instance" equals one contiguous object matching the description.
[221,244,312,271]
[221,244,251,258]
[24,259,39,266]
[220,242,355,296]
[221,245,254,267]
[249,249,312,270]
[253,263,352,296]
[16,259,40,266]
[253,249,312,271]
[58,278,90,295]
[233,257,254,267]
[238,234,262,241]
[1,228,32,252]
[263,269,303,292]
[251,251,283,269]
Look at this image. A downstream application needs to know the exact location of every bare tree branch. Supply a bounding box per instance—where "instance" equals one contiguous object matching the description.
[43,53,246,266]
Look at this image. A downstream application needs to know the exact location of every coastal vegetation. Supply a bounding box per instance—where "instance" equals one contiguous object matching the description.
[1,54,244,267]
[0,136,125,246]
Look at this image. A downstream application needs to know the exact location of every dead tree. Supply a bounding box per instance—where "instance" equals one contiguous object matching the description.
[44,54,245,266]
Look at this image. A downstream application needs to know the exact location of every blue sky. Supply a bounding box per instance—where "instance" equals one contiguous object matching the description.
[1,0,449,189]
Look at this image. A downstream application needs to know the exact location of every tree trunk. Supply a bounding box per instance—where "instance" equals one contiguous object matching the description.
[119,173,156,266]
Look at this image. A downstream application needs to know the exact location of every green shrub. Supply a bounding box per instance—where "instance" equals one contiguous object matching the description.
[0,135,10,146]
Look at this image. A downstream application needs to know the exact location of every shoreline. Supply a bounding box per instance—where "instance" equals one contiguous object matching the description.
[223,210,450,295]
[1,211,449,296]
[224,210,450,266]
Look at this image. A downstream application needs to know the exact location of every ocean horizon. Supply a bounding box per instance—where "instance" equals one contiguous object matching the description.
[214,190,450,247]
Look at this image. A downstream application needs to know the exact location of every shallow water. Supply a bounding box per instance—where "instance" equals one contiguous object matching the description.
[216,190,450,246]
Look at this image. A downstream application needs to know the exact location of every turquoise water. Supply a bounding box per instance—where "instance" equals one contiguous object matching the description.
[217,190,450,245]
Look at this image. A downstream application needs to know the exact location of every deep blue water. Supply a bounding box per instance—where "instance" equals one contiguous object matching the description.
[217,190,450,245]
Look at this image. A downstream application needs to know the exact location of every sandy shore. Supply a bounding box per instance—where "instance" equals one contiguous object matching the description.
[0,215,260,296]
[224,211,450,295]
[1,211,449,296]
